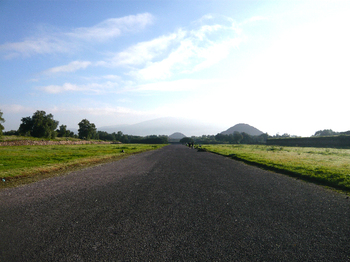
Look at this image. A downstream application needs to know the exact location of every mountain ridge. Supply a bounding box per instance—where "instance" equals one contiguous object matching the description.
[98,117,223,136]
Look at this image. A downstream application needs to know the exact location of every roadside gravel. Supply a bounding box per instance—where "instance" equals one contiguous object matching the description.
[0,144,349,261]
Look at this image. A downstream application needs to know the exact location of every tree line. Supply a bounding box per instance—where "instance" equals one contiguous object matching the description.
[179,129,350,146]
[97,131,167,144]
[180,132,269,145]
[14,110,95,140]
[313,129,350,137]
[1,109,348,145]
[0,110,167,144]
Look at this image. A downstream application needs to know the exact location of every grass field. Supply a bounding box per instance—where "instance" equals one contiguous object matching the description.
[0,143,166,188]
[201,144,350,193]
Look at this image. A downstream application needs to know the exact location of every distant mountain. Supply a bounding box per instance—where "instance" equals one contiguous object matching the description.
[221,123,264,136]
[98,117,223,136]
[168,132,186,143]
[169,132,186,139]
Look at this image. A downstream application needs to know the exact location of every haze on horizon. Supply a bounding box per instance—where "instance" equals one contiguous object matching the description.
[1,0,349,137]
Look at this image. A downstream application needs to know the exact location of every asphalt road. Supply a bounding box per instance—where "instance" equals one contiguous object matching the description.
[1,144,349,261]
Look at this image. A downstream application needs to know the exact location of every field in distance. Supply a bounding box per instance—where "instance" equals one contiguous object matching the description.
[0,143,166,188]
[201,144,350,194]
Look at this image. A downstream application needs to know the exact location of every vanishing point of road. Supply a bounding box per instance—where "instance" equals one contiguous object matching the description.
[1,145,349,261]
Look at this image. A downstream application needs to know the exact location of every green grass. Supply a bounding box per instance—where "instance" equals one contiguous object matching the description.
[0,143,166,188]
[201,144,350,193]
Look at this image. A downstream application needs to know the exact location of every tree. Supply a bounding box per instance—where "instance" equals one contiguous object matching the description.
[18,116,33,136]
[215,133,226,142]
[0,110,5,137]
[256,133,269,144]
[114,131,129,143]
[3,130,19,136]
[78,119,97,140]
[57,125,68,137]
[313,129,338,137]
[281,133,291,138]
[240,132,254,144]
[57,125,75,138]
[180,137,194,144]
[32,111,58,138]
[233,131,243,144]
[97,131,116,141]
[18,110,59,138]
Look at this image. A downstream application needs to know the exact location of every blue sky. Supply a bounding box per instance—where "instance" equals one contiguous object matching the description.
[1,0,349,136]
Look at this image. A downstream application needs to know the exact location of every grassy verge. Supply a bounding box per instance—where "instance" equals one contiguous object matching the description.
[0,143,166,189]
[201,144,350,193]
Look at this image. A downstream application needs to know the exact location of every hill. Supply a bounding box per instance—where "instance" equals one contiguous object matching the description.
[168,132,186,143]
[169,132,186,139]
[221,123,263,136]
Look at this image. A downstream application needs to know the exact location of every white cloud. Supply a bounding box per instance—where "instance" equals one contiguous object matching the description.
[1,104,35,114]
[66,13,154,41]
[133,78,213,92]
[39,83,81,94]
[38,81,119,94]
[0,13,154,58]
[93,15,242,82]
[191,24,223,40]
[102,75,121,80]
[119,17,242,81]
[0,37,70,58]
[78,106,147,117]
[80,74,121,81]
[44,61,92,74]
[190,38,241,72]
[51,104,155,127]
[105,31,182,67]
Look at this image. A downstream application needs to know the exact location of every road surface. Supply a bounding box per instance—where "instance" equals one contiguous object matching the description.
[1,144,349,261]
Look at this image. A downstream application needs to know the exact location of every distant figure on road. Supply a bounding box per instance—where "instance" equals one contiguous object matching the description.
[186,142,194,148]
